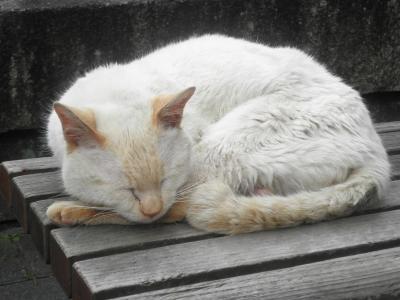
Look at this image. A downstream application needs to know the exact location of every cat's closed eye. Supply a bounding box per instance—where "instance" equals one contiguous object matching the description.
[127,188,140,201]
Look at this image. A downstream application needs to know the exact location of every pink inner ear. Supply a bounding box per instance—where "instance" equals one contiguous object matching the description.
[159,102,186,128]
[53,103,101,148]
[158,87,195,128]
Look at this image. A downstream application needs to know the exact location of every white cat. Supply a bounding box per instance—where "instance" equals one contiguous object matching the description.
[46,34,390,234]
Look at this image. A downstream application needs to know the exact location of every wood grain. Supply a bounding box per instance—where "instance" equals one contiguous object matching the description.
[380,131,400,154]
[50,221,214,296]
[47,177,400,297]
[375,121,400,133]
[390,154,400,180]
[360,179,400,213]
[0,157,58,208]
[11,171,65,232]
[72,209,400,299]
[6,133,399,297]
[126,247,400,300]
[30,198,64,262]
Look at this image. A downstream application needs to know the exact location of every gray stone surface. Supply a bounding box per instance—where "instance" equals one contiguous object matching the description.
[0,0,399,132]
[0,224,66,299]
[0,226,52,285]
[0,276,67,300]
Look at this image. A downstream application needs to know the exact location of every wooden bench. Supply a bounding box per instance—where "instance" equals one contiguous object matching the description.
[1,121,400,299]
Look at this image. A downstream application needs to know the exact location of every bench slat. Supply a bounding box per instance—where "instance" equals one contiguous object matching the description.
[50,222,214,296]
[11,171,65,232]
[126,246,400,300]
[375,121,400,134]
[3,137,397,296]
[361,180,400,213]
[0,157,58,208]
[43,179,399,297]
[72,209,400,299]
[30,198,66,262]
[380,131,400,154]
[390,154,400,180]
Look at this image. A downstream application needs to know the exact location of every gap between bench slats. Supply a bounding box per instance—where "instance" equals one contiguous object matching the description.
[119,246,400,300]
[30,151,400,295]
[72,209,400,300]
[30,198,70,263]
[0,157,58,208]
[50,222,214,296]
[39,177,399,297]
[11,170,65,232]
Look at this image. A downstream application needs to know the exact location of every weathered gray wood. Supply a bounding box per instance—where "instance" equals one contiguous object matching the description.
[126,247,400,300]
[50,220,214,296]
[375,121,400,133]
[390,154,400,180]
[46,177,400,297]
[380,131,400,154]
[22,154,399,297]
[0,157,59,208]
[11,171,65,232]
[30,198,64,262]
[361,179,400,213]
[72,209,400,299]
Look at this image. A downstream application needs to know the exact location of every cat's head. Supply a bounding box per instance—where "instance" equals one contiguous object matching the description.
[53,87,195,223]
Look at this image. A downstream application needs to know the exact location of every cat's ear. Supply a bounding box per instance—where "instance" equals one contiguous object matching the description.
[53,103,104,151]
[154,87,195,128]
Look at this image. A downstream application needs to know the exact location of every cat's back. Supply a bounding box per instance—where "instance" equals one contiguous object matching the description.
[141,35,348,101]
[142,34,312,83]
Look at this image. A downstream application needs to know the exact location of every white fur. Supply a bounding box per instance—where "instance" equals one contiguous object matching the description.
[47,34,390,231]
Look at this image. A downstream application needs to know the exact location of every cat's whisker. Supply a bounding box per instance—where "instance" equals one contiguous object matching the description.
[172,199,188,203]
[176,180,207,195]
[84,210,117,225]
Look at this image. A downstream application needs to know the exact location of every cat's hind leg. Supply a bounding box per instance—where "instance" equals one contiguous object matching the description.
[195,94,368,196]
[46,201,130,226]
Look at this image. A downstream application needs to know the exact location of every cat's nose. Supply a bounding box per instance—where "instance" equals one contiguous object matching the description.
[139,196,163,218]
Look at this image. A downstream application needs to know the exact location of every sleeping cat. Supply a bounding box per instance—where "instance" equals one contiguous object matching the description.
[46,34,390,234]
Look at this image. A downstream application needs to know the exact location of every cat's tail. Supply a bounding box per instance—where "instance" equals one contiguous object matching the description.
[186,166,389,234]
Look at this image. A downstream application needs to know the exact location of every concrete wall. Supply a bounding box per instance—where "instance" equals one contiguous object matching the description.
[1,0,399,132]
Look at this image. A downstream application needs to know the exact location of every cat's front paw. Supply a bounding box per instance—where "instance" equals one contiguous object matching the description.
[160,201,188,223]
[46,201,94,226]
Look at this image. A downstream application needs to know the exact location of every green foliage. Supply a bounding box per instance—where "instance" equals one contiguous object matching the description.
[0,232,21,243]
